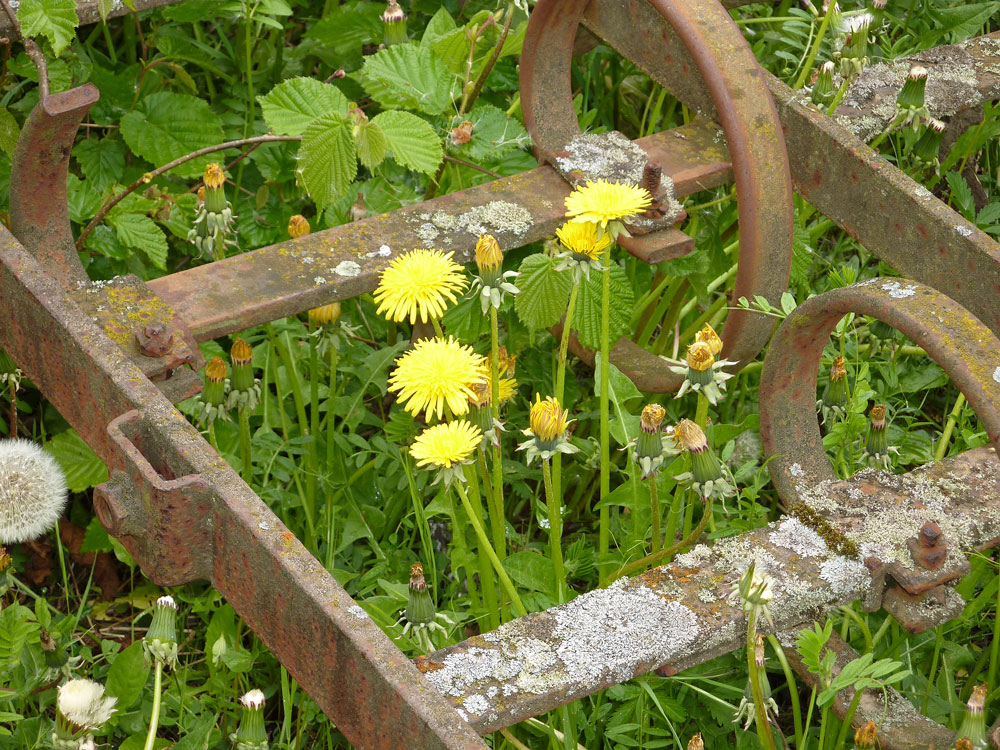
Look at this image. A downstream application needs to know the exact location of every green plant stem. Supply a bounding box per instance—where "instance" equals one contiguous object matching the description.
[794,0,838,90]
[478,450,506,569]
[326,344,339,469]
[238,407,252,484]
[431,318,445,338]
[649,477,661,554]
[746,610,778,750]
[555,281,581,405]
[462,464,500,629]
[447,486,479,609]
[695,393,709,431]
[834,689,865,750]
[990,555,1000,713]
[143,660,163,750]
[489,306,505,563]
[663,483,686,555]
[453,481,527,616]
[541,459,568,602]
[817,705,831,750]
[767,634,803,749]
[611,498,712,580]
[53,522,71,613]
[598,249,612,583]
[935,391,965,461]
[825,78,852,115]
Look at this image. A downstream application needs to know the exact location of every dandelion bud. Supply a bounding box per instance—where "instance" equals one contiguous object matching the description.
[956,684,987,749]
[695,324,724,357]
[234,689,268,750]
[143,595,179,669]
[638,404,666,460]
[529,395,571,446]
[685,341,715,385]
[467,381,493,434]
[896,64,930,128]
[822,356,848,409]
[954,738,974,750]
[476,233,503,272]
[838,13,872,78]
[673,419,721,486]
[308,302,341,327]
[0,348,18,380]
[866,404,887,456]
[912,118,946,168]
[687,734,704,750]
[811,61,836,107]
[853,720,878,749]
[230,339,254,393]
[0,439,68,544]
[203,163,228,214]
[288,215,310,239]
[204,357,227,406]
[406,563,435,625]
[381,0,407,46]
[871,0,886,7]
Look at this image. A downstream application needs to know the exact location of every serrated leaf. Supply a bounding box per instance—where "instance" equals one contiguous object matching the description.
[371,110,442,175]
[932,2,1000,42]
[299,111,357,208]
[421,6,457,45]
[360,44,455,114]
[503,550,556,597]
[108,211,169,269]
[354,119,386,170]
[74,137,125,191]
[0,108,19,159]
[17,0,78,56]
[430,27,471,74]
[0,604,37,671]
[450,105,530,161]
[945,170,975,221]
[572,261,634,350]
[85,224,129,261]
[120,92,224,178]
[514,253,573,330]
[305,1,382,56]
[258,77,349,137]
[45,429,107,492]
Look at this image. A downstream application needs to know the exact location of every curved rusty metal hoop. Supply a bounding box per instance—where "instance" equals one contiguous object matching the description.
[759,279,1000,506]
[520,0,795,391]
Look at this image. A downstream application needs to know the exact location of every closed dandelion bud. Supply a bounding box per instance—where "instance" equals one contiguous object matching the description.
[823,356,848,408]
[853,720,878,749]
[288,215,310,239]
[529,395,571,447]
[811,61,836,107]
[203,163,228,215]
[143,595,179,669]
[406,563,435,625]
[308,302,341,327]
[865,404,888,458]
[674,419,721,485]
[234,689,268,750]
[0,348,18,379]
[956,685,987,749]
[696,324,724,357]
[231,339,255,393]
[838,13,872,78]
[0,439,69,544]
[913,118,946,167]
[476,233,504,287]
[638,404,666,461]
[203,357,227,407]
[381,0,407,46]
[685,341,715,386]
[687,734,704,750]
[897,65,927,111]
[468,382,494,434]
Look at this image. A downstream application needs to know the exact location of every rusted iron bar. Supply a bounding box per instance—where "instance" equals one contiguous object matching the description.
[146,119,732,342]
[781,629,955,750]
[0,231,487,750]
[580,4,1000,341]
[419,447,1000,733]
[521,0,794,391]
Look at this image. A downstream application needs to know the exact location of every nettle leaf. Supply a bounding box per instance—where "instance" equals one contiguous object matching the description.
[360,45,455,114]
[46,429,108,492]
[17,0,78,56]
[258,77,349,137]
[299,111,357,208]
[371,110,442,175]
[514,253,573,330]
[449,105,530,161]
[354,119,386,170]
[74,137,125,191]
[0,107,19,158]
[305,0,382,57]
[120,92,224,178]
[573,261,635,350]
[107,211,169,269]
[421,5,457,45]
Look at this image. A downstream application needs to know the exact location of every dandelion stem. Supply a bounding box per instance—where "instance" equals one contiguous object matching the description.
[462,464,500,629]
[489,307,506,563]
[649,477,661,555]
[238,407,252,484]
[746,612,777,750]
[143,660,163,750]
[541,459,568,602]
[555,281,581,406]
[935,391,965,462]
[453,481,527,616]
[695,393,709,431]
[431,318,445,338]
[598,247,612,583]
[611,498,712,581]
[794,0,838,90]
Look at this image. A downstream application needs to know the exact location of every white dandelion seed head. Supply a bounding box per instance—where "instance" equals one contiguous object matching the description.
[156,595,177,609]
[57,679,117,728]
[0,439,68,544]
[241,689,266,709]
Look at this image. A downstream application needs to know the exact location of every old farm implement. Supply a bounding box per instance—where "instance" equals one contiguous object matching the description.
[1,0,1000,748]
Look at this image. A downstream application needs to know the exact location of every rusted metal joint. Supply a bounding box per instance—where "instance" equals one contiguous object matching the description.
[907,521,948,570]
[135,322,175,358]
[882,584,965,634]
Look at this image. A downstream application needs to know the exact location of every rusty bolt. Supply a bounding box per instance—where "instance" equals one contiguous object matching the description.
[907,521,948,570]
[136,322,175,357]
[640,163,662,195]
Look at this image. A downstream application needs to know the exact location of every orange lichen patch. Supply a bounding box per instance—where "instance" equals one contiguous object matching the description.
[414,655,445,673]
[280,532,296,547]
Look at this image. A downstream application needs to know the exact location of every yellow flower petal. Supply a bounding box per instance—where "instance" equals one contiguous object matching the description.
[388,337,487,421]
[564,180,652,227]
[410,420,482,468]
[373,249,469,324]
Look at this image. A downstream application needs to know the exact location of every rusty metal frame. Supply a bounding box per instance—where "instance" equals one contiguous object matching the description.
[1,0,1000,747]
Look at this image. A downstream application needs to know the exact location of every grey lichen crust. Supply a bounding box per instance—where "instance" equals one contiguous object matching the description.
[832,37,1000,141]
[411,202,533,247]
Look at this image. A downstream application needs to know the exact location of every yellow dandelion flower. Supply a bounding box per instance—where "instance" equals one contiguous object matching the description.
[685,341,715,372]
[308,302,341,326]
[555,221,613,260]
[203,163,226,190]
[288,215,311,239]
[388,337,487,420]
[475,234,503,271]
[373,249,468,324]
[564,179,652,227]
[695,324,723,356]
[528,394,572,443]
[410,420,482,469]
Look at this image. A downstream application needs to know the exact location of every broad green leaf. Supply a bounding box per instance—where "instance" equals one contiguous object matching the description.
[85,224,129,261]
[108,211,169,269]
[305,1,382,57]
[0,604,37,671]
[421,5,456,45]
[299,111,357,207]
[572,261,635,350]
[514,253,573,330]
[931,2,1000,42]
[17,0,78,56]
[120,92,224,178]
[45,429,107,492]
[371,110,442,174]
[449,105,530,161]
[594,476,650,512]
[105,641,149,710]
[258,77,349,137]
[503,550,556,597]
[74,137,125,191]
[97,0,114,21]
[945,171,975,221]
[360,44,455,114]
[0,108,19,159]
[430,27,471,74]
[354,119,387,170]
